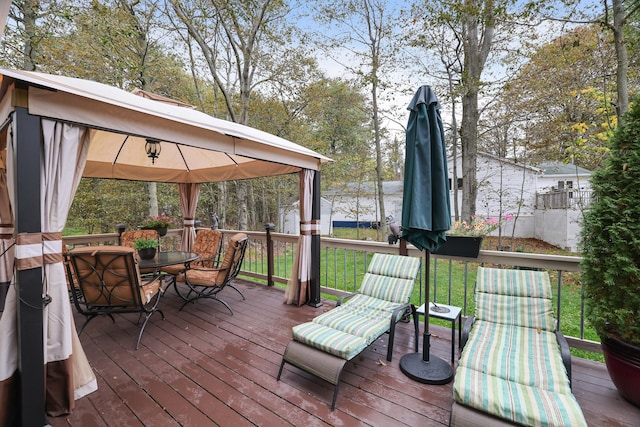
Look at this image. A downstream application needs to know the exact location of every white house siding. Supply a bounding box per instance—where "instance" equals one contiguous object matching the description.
[449,153,541,237]
[534,208,583,251]
[280,198,333,235]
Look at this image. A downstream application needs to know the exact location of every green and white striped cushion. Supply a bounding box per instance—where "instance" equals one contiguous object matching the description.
[454,366,587,427]
[359,254,421,303]
[312,304,393,341]
[458,320,571,394]
[475,267,556,331]
[476,266,553,299]
[292,322,368,360]
[475,292,556,331]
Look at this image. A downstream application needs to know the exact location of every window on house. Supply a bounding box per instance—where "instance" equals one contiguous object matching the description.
[448,178,463,190]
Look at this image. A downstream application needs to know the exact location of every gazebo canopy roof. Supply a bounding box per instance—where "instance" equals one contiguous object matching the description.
[0,69,330,182]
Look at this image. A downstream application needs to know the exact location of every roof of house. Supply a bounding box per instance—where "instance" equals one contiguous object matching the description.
[324,181,404,196]
[448,151,542,173]
[537,162,592,177]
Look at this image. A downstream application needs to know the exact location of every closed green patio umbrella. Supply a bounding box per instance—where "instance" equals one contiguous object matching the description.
[399,85,453,384]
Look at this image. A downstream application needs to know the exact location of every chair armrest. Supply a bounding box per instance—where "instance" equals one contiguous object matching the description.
[460,315,475,349]
[337,292,356,307]
[390,302,412,326]
[556,330,572,387]
[195,255,219,268]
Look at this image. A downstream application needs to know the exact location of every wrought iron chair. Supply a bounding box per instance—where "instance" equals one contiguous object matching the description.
[68,245,166,350]
[119,229,159,275]
[119,229,158,248]
[175,233,248,314]
[161,229,224,285]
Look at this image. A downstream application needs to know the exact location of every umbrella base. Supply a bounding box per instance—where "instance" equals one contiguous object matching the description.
[399,352,453,385]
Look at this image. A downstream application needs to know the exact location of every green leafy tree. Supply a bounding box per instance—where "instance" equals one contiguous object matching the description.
[502,26,617,170]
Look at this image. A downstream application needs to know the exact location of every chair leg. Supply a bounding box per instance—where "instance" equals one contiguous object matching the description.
[135,309,163,350]
[77,315,97,335]
[412,305,419,352]
[178,294,233,315]
[387,322,396,362]
[331,383,340,411]
[276,358,286,381]
[227,283,245,300]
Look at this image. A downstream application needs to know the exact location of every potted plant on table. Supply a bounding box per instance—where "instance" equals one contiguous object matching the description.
[581,97,640,408]
[133,237,159,260]
[140,212,176,237]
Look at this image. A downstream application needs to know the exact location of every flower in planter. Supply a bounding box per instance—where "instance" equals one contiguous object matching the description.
[140,212,177,229]
[132,237,159,250]
[449,214,513,237]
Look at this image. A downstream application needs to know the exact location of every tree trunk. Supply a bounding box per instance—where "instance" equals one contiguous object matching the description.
[22,0,38,71]
[460,0,495,222]
[372,80,387,239]
[218,181,226,229]
[448,74,460,222]
[237,181,248,230]
[612,0,629,120]
[148,182,158,217]
[460,89,478,222]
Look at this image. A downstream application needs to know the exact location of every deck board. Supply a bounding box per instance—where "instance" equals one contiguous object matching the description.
[49,279,640,426]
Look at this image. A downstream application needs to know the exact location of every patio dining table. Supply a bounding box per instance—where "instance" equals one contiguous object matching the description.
[138,251,200,271]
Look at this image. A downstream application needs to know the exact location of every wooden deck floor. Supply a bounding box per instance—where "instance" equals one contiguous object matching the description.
[50,280,640,426]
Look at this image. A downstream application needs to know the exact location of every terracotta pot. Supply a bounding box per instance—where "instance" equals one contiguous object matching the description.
[602,337,640,408]
[137,247,156,260]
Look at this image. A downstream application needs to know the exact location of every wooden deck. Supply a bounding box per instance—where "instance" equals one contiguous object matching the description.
[50,280,640,426]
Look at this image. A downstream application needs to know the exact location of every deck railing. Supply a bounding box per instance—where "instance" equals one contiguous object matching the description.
[63,228,600,354]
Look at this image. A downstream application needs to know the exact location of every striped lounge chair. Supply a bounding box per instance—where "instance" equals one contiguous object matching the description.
[451,267,587,427]
[277,253,421,410]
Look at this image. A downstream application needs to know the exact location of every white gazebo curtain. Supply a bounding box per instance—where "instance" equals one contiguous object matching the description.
[0,119,97,421]
[178,182,200,252]
[284,169,315,306]
[0,168,13,306]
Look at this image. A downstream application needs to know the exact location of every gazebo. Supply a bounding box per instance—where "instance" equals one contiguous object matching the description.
[0,69,329,425]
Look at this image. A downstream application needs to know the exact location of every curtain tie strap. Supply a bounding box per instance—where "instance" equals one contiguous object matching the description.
[183,218,195,227]
[0,224,13,239]
[300,220,320,235]
[15,232,63,270]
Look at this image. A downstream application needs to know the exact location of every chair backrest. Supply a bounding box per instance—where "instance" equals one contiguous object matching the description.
[69,245,145,311]
[358,253,421,304]
[474,266,556,331]
[214,233,248,286]
[192,229,223,267]
[120,229,158,248]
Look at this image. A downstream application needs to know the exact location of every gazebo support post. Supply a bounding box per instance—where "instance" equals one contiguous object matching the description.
[13,106,47,426]
[308,171,322,307]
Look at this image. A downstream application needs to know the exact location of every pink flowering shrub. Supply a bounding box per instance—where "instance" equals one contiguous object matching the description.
[449,214,513,237]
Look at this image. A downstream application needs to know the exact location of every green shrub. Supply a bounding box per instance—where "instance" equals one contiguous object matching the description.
[581,98,640,346]
[132,237,159,250]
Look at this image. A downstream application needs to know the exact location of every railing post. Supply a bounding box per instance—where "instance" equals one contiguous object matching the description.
[115,223,126,245]
[399,238,408,256]
[265,223,275,286]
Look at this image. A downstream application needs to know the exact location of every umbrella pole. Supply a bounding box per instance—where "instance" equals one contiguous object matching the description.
[399,250,453,384]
